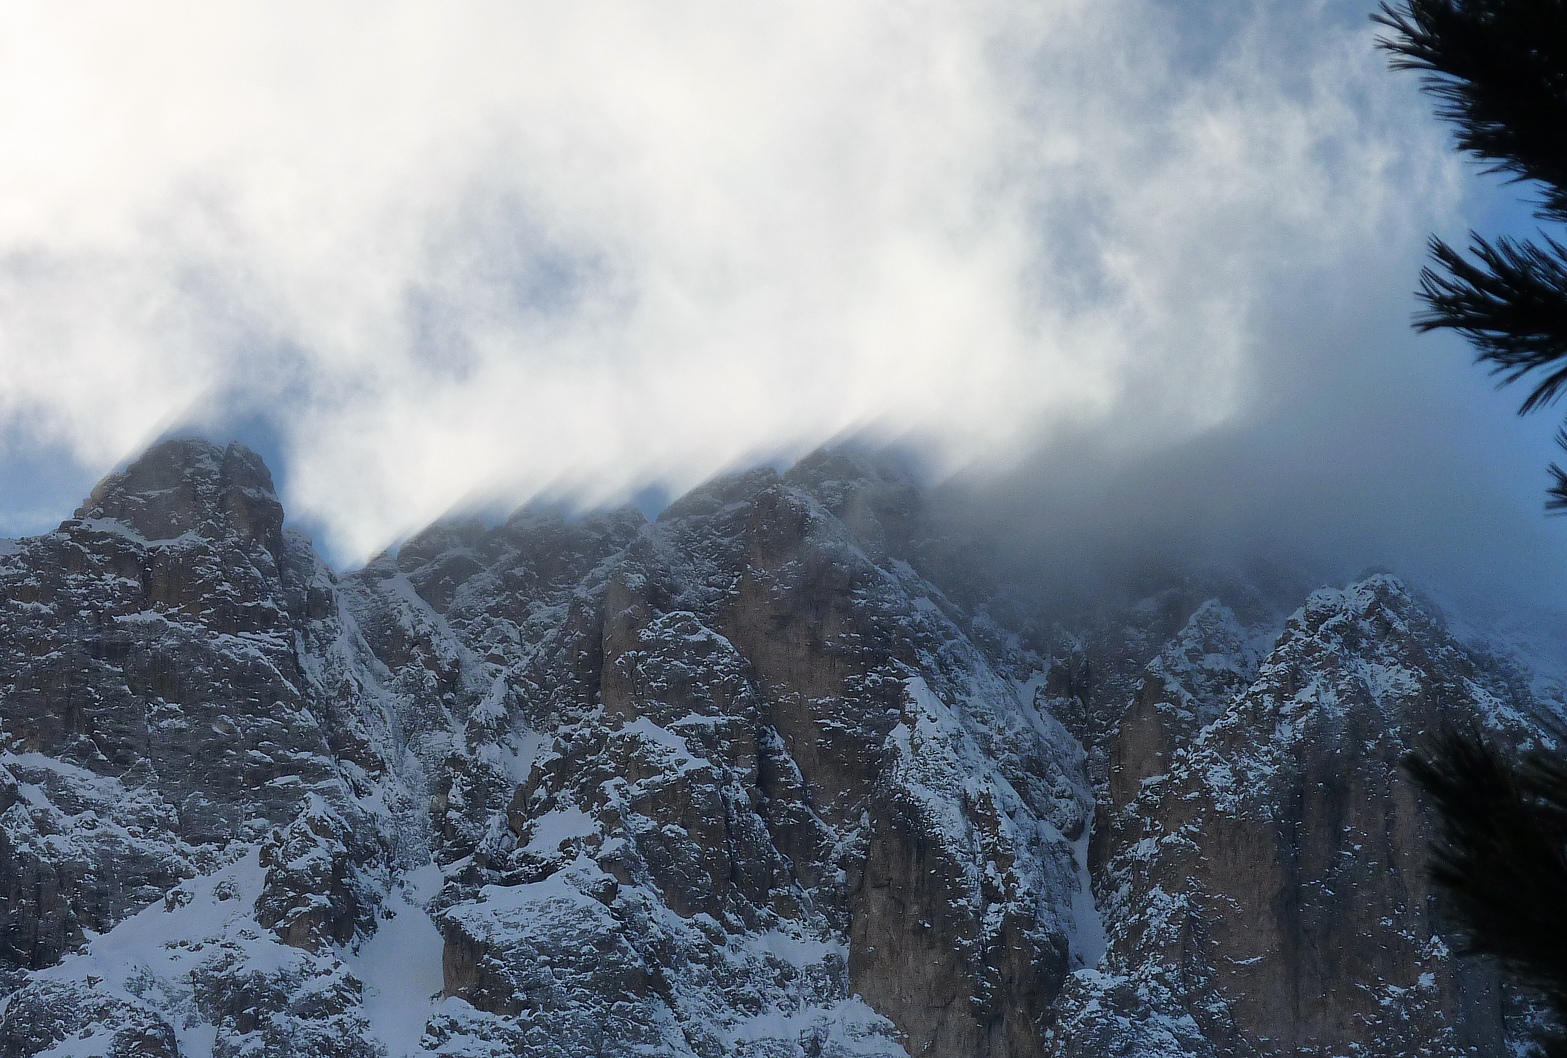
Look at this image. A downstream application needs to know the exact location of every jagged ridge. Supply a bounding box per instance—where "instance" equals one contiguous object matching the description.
[0,438,1556,1058]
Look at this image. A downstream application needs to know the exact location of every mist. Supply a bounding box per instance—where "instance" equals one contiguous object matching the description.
[930,238,1567,650]
[0,0,1494,571]
[1,0,1561,646]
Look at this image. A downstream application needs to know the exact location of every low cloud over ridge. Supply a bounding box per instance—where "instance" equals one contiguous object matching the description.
[0,0,1466,560]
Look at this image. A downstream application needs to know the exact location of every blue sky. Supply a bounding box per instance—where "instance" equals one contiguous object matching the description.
[1,0,1564,612]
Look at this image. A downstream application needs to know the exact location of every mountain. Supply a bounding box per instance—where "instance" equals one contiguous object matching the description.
[0,437,1556,1057]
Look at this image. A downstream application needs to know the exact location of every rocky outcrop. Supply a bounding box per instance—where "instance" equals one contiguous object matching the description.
[0,438,398,1054]
[1047,577,1525,1057]
[342,450,1095,1056]
[0,439,1555,1057]
[1104,600,1260,813]
[0,980,181,1058]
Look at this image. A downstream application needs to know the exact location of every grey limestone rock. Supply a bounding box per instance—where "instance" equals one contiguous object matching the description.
[0,439,1556,1058]
[1047,576,1528,1057]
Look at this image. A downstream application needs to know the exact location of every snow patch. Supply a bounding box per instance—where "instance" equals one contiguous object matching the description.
[348,862,445,1058]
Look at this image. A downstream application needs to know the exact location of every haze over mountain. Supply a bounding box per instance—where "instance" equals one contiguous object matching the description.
[4,0,1561,598]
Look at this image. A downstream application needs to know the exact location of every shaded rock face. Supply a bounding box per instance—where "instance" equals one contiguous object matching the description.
[348,450,1096,1056]
[0,438,1556,1057]
[1105,600,1259,800]
[0,438,393,1054]
[1047,578,1529,1058]
[0,980,181,1058]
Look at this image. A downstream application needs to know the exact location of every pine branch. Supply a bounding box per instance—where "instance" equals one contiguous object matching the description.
[1375,0,1567,223]
[1415,233,1567,413]
[1406,729,1567,1034]
[1548,428,1567,512]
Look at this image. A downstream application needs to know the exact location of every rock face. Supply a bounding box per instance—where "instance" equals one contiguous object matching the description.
[0,439,395,1055]
[1047,579,1534,1057]
[346,451,1095,1056]
[0,438,1555,1057]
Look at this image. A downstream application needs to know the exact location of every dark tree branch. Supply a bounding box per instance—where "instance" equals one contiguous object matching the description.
[1382,4,1567,1048]
[1407,730,1567,1044]
[1378,1,1567,507]
[1375,0,1567,223]
[1549,428,1567,511]
[1414,233,1567,413]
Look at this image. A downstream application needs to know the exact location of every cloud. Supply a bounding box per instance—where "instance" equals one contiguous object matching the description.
[0,0,1461,560]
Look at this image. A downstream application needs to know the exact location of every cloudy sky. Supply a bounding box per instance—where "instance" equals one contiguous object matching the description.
[1,0,1563,607]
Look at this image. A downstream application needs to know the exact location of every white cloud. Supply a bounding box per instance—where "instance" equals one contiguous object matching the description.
[0,0,1459,560]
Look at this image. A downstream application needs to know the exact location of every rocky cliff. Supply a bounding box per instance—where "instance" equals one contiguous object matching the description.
[1045,579,1552,1057]
[0,438,1555,1057]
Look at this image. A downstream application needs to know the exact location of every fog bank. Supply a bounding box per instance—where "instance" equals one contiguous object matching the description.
[0,0,1463,562]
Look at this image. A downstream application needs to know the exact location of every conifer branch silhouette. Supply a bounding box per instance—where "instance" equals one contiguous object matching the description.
[1377,0,1567,509]
[1381,1,1567,1041]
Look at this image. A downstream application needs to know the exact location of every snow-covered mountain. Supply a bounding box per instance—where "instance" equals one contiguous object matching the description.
[0,438,1555,1057]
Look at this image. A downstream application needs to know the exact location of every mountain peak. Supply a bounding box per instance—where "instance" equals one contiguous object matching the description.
[74,437,283,552]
